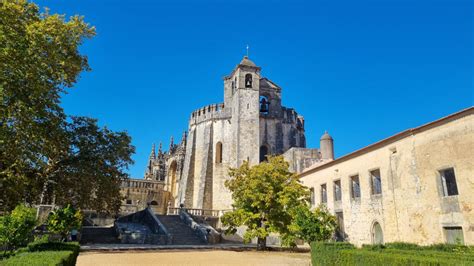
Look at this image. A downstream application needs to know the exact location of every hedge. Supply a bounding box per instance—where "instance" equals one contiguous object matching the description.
[1,241,80,266]
[311,242,473,266]
[0,251,75,266]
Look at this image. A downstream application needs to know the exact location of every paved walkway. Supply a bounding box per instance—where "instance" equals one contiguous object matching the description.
[77,250,311,266]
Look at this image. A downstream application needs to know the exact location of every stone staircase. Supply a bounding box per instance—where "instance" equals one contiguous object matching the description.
[156,215,206,245]
[80,226,120,244]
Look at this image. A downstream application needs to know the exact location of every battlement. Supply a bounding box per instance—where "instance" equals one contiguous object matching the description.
[281,107,305,129]
[189,103,230,125]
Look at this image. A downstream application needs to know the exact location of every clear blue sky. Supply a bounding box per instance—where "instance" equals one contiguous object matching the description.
[37,0,473,178]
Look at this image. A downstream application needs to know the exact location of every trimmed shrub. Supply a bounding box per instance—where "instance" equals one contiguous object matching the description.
[311,242,473,266]
[311,242,355,265]
[1,251,75,266]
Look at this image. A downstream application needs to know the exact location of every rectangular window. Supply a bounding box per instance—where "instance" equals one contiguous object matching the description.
[126,199,132,205]
[370,169,382,195]
[351,175,361,199]
[334,180,342,201]
[321,184,327,203]
[443,227,464,244]
[310,187,315,206]
[440,168,458,196]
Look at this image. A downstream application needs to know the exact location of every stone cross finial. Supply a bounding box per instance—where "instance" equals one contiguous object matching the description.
[246,44,249,57]
[169,136,174,151]
[158,142,163,155]
[149,143,156,160]
[181,131,187,145]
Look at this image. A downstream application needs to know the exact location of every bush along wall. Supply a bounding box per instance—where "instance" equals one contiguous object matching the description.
[311,242,474,266]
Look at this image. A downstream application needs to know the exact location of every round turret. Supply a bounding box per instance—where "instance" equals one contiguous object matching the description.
[320,131,334,160]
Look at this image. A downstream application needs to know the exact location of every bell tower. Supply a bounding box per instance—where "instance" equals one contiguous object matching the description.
[227,56,261,166]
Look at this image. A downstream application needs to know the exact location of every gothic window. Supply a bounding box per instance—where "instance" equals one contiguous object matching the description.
[310,187,315,206]
[259,96,269,114]
[216,142,223,163]
[245,73,252,88]
[259,145,269,162]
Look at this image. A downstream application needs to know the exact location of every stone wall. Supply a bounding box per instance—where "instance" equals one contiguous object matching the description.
[300,108,474,246]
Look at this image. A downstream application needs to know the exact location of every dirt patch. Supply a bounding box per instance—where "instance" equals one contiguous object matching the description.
[77,250,311,266]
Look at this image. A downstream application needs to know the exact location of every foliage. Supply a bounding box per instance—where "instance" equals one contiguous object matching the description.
[0,1,134,213]
[0,0,95,211]
[26,238,80,253]
[311,242,474,266]
[221,156,310,249]
[47,205,82,241]
[0,204,37,254]
[47,117,134,213]
[288,204,337,244]
[1,251,76,266]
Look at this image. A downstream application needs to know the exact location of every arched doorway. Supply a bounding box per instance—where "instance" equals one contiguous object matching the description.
[169,161,178,197]
[260,145,269,163]
[372,222,384,244]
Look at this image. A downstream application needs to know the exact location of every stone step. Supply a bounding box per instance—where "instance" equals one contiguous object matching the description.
[156,215,206,245]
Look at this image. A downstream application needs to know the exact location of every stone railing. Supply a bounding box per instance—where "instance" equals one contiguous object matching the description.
[178,208,221,244]
[167,207,226,217]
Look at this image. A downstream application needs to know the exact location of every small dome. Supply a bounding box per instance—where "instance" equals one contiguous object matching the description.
[239,56,256,67]
[320,131,333,140]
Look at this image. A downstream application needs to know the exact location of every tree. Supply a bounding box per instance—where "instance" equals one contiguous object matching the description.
[0,0,95,211]
[47,204,82,241]
[0,204,37,254]
[221,156,310,250]
[51,117,134,213]
[289,205,337,244]
[0,1,134,214]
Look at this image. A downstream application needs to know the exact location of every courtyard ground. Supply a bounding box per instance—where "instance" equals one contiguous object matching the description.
[76,250,311,266]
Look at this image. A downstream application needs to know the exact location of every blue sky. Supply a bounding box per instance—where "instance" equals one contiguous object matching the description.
[37,0,472,178]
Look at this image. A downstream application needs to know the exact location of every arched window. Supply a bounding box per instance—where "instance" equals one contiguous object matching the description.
[150,200,158,206]
[372,222,384,244]
[260,145,269,162]
[260,96,269,114]
[245,74,252,88]
[216,142,223,163]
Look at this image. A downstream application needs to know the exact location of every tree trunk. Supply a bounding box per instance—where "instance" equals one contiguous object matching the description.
[257,237,267,250]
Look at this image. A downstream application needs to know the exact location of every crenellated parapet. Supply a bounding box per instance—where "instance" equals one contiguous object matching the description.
[281,106,305,129]
[189,103,231,126]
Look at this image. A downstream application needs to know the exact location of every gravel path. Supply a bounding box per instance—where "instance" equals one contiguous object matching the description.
[77,250,311,266]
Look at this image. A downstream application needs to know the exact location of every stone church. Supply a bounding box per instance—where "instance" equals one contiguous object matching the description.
[121,56,333,213]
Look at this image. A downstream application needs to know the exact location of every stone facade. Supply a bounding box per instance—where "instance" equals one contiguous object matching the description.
[125,56,327,213]
[300,107,474,246]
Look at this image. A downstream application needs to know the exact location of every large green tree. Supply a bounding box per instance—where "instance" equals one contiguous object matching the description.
[221,156,310,250]
[0,0,134,213]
